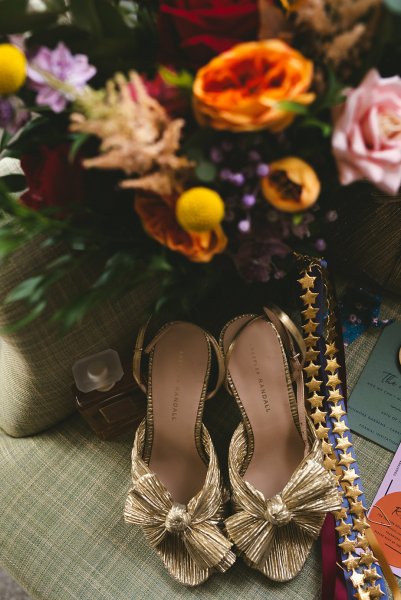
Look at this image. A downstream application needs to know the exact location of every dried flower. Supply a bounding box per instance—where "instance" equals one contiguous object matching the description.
[291,0,382,76]
[28,42,96,113]
[70,72,193,196]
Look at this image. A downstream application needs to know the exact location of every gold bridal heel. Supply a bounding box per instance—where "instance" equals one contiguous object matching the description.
[124,320,235,586]
[220,307,341,582]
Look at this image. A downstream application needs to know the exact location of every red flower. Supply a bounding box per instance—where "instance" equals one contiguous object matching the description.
[158,0,260,70]
[20,144,85,212]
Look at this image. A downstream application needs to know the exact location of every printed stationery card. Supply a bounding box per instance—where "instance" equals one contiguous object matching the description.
[348,322,401,451]
[368,443,401,576]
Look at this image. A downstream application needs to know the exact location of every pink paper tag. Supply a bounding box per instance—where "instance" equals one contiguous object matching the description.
[368,444,401,576]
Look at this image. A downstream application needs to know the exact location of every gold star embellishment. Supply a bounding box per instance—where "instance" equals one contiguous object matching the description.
[316,424,330,440]
[336,520,352,538]
[324,455,337,471]
[328,389,344,404]
[339,536,357,554]
[333,420,350,436]
[325,358,341,373]
[339,452,355,468]
[325,342,338,357]
[346,486,362,501]
[303,320,319,335]
[311,408,327,425]
[304,362,320,378]
[364,567,380,583]
[298,273,316,289]
[336,436,352,452]
[309,393,325,409]
[334,506,348,521]
[350,570,366,588]
[350,500,366,518]
[356,534,370,550]
[331,405,346,420]
[302,306,319,320]
[321,439,334,455]
[369,584,385,598]
[359,551,377,567]
[344,555,360,571]
[353,517,369,534]
[305,333,319,347]
[306,377,323,393]
[353,590,371,600]
[327,374,342,388]
[301,289,318,305]
[306,348,320,362]
[342,468,359,485]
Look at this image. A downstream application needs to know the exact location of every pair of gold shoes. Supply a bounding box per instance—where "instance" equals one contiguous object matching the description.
[124,307,342,586]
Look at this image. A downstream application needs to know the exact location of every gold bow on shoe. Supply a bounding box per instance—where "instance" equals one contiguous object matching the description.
[225,424,342,582]
[124,422,235,586]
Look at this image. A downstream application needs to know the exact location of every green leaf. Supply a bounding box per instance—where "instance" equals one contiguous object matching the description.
[159,66,194,90]
[5,275,45,303]
[299,117,332,137]
[195,161,218,183]
[69,133,91,161]
[276,101,309,115]
[385,0,401,13]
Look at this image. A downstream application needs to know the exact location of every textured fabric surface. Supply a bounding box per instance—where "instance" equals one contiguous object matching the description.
[0,291,400,599]
[0,237,160,438]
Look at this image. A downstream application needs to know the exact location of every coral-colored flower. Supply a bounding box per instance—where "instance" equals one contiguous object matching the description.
[261,157,320,212]
[135,192,227,262]
[332,69,401,195]
[193,40,315,133]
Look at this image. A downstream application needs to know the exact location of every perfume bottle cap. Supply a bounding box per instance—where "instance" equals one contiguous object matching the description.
[72,349,124,393]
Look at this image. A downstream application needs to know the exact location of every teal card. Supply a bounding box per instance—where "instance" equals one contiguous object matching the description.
[348,322,401,452]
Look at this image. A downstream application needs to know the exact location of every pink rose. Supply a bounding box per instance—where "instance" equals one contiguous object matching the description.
[332,69,401,195]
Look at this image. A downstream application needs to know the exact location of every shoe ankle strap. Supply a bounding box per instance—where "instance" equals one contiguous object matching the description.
[133,318,225,400]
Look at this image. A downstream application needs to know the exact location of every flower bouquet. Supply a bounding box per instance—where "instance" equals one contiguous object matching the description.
[0,0,400,329]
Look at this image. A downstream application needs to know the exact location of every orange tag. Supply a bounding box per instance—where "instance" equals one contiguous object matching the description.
[369,492,401,569]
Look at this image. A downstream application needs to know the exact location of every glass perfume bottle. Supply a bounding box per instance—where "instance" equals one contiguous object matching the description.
[72,349,146,439]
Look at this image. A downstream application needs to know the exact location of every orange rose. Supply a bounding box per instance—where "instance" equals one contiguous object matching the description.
[193,39,315,132]
[135,193,227,263]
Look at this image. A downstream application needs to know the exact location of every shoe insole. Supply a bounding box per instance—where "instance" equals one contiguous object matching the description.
[223,317,305,499]
[149,323,208,504]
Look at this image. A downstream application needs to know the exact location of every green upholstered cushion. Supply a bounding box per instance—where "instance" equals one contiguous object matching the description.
[0,239,159,437]
[1,290,401,599]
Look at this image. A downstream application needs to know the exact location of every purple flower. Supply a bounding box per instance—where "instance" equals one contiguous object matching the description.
[28,42,96,113]
[0,96,29,133]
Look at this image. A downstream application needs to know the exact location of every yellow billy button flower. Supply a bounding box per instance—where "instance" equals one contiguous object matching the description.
[261,157,321,213]
[0,44,27,95]
[176,187,225,233]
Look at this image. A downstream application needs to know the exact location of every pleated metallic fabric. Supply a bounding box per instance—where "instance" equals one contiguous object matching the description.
[225,423,342,582]
[124,421,235,586]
